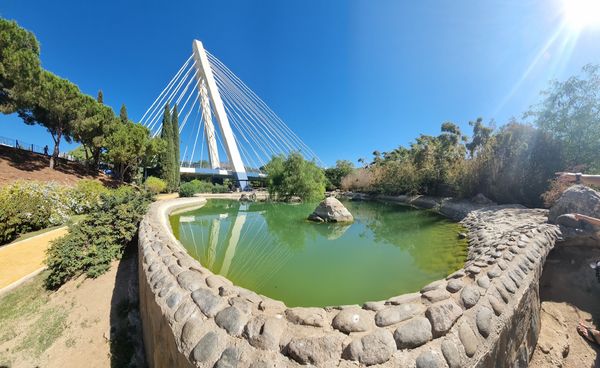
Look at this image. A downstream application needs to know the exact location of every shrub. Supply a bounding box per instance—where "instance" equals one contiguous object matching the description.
[211,183,229,193]
[0,181,71,244]
[66,179,109,214]
[45,187,151,288]
[179,182,197,197]
[264,153,326,201]
[144,176,167,195]
[189,179,214,193]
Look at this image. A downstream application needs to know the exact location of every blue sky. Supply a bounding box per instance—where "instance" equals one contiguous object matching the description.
[1,0,599,166]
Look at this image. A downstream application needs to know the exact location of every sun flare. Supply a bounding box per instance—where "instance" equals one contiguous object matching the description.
[563,0,600,29]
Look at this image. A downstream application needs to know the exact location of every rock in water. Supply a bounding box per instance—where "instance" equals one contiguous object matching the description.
[308,197,354,223]
[548,185,600,223]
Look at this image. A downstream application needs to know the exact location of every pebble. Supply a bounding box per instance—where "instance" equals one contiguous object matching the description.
[425,299,463,337]
[422,289,451,303]
[375,303,424,327]
[416,349,446,368]
[421,280,447,293]
[441,339,462,368]
[460,285,480,309]
[177,270,206,291]
[192,331,221,363]
[477,276,490,289]
[332,308,373,333]
[345,329,396,365]
[214,347,240,368]
[458,322,478,357]
[287,335,343,365]
[446,279,464,293]
[487,266,502,278]
[215,306,248,336]
[393,317,433,349]
[192,287,227,317]
[476,307,493,338]
[285,307,327,327]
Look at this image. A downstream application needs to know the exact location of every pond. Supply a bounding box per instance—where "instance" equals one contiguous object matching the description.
[170,199,467,307]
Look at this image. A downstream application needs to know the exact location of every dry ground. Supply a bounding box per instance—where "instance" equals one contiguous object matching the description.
[0,249,140,368]
[531,245,600,368]
[0,145,115,187]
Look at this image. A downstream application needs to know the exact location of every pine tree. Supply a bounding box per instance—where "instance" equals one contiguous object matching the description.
[171,104,181,190]
[119,104,128,123]
[158,103,175,191]
[97,90,103,104]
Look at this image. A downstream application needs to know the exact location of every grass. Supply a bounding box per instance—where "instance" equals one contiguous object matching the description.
[18,306,68,355]
[0,271,51,344]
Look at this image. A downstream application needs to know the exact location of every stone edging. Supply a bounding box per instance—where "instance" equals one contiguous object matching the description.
[138,195,561,367]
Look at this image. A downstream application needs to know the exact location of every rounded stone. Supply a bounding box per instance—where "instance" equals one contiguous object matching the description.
[287,335,343,365]
[425,299,463,338]
[476,307,493,338]
[416,349,446,368]
[446,279,464,293]
[214,346,240,368]
[374,303,424,327]
[215,306,248,337]
[487,265,502,278]
[458,322,478,357]
[393,317,432,349]
[332,308,373,334]
[177,270,206,291]
[166,290,183,309]
[181,316,204,352]
[174,298,198,322]
[192,331,221,363]
[421,279,446,293]
[422,288,451,303]
[477,276,490,289]
[441,339,462,368]
[285,307,327,327]
[192,287,227,318]
[460,284,481,309]
[345,329,395,365]
[244,316,285,351]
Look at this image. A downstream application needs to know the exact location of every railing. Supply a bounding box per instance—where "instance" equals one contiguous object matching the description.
[0,136,77,162]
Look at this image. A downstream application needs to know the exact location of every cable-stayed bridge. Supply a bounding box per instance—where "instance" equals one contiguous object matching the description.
[139,40,321,188]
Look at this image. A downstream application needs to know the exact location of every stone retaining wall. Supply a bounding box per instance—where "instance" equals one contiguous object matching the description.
[138,195,561,367]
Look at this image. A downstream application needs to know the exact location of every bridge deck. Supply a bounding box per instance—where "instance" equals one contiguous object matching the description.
[180,167,266,179]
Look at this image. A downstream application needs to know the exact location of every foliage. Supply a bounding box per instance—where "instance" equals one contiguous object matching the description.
[45,187,151,288]
[18,71,81,168]
[158,103,177,191]
[67,179,109,214]
[526,64,600,172]
[324,160,355,190]
[105,121,164,182]
[179,181,197,197]
[264,153,326,201]
[0,18,41,114]
[144,176,167,195]
[119,103,128,123]
[0,181,71,244]
[172,104,181,190]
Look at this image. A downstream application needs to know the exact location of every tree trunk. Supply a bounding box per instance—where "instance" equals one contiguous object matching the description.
[50,130,62,169]
[92,148,101,170]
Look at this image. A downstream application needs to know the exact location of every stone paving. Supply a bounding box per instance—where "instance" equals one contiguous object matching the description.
[138,195,561,368]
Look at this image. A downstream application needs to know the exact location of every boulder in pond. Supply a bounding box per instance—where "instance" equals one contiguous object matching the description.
[308,197,354,223]
[548,185,600,223]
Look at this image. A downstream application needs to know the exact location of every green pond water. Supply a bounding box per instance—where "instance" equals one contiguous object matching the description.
[170,199,467,307]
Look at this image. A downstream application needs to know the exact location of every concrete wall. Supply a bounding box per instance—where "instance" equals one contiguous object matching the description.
[138,195,560,367]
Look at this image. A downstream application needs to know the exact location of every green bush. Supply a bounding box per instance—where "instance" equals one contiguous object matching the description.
[179,182,197,197]
[211,183,229,193]
[144,176,167,195]
[45,187,151,288]
[189,179,214,193]
[67,179,109,214]
[264,153,327,201]
[0,181,71,244]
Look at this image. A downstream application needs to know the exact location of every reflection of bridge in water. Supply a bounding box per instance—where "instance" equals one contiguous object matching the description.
[177,202,294,290]
[140,40,321,188]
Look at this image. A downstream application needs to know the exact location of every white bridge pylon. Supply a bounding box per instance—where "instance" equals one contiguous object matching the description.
[139,39,322,188]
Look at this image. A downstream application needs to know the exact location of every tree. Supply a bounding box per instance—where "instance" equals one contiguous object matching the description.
[158,103,176,191]
[72,95,117,168]
[324,160,355,190]
[97,90,103,104]
[264,153,326,201]
[0,18,41,114]
[119,104,128,123]
[105,121,164,182]
[18,71,81,168]
[526,64,600,172]
[466,117,494,158]
[171,104,180,190]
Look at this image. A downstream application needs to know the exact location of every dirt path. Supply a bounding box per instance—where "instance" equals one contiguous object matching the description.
[0,227,68,291]
[531,245,600,367]
[0,249,141,368]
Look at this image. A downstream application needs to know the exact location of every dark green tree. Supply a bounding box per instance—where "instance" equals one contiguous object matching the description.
[0,18,41,114]
[97,90,103,104]
[466,117,494,158]
[264,153,326,201]
[18,71,81,169]
[324,160,355,190]
[158,103,176,191]
[73,95,117,168]
[119,103,128,123]
[171,104,181,190]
